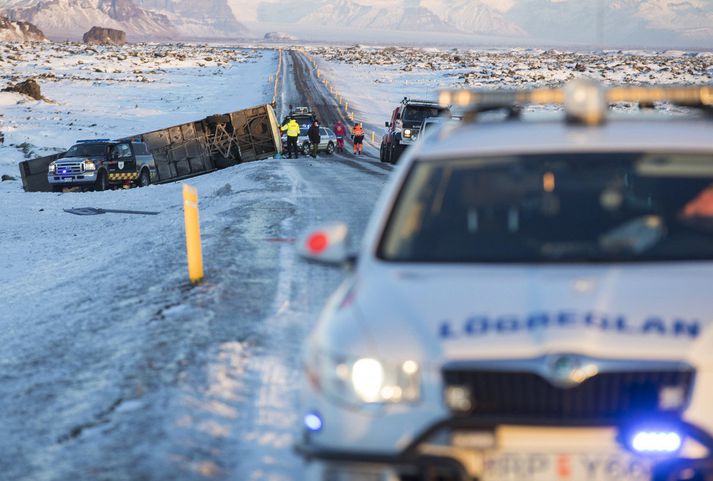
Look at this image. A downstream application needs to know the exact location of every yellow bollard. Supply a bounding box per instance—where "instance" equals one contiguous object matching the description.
[372,131,375,143]
[183,184,204,285]
[345,102,348,112]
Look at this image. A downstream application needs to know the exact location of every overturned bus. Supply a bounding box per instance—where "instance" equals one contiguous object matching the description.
[19,104,282,193]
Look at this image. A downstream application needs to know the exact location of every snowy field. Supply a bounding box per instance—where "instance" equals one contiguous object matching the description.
[0,43,276,176]
[310,45,713,141]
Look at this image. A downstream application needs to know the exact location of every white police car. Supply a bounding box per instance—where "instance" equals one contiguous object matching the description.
[296,81,713,481]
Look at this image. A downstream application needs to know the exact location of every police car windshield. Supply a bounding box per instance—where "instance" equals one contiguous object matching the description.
[380,152,713,263]
[403,106,448,123]
[65,143,107,158]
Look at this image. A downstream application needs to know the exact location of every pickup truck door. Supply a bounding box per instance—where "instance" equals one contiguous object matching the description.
[108,143,136,173]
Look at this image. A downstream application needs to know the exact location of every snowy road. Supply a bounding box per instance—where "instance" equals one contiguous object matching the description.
[0,48,391,481]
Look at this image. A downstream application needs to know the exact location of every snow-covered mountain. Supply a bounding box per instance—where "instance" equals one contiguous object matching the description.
[134,0,248,38]
[251,0,523,36]
[230,0,713,45]
[0,15,46,41]
[0,0,247,40]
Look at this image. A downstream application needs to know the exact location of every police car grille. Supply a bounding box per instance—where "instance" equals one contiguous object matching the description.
[442,369,694,423]
[56,162,83,174]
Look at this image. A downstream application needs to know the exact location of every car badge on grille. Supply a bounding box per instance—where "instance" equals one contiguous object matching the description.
[118,161,125,170]
[544,354,598,388]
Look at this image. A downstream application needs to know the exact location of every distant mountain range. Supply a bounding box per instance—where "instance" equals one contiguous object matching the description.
[244,0,713,45]
[0,0,247,40]
[0,0,711,45]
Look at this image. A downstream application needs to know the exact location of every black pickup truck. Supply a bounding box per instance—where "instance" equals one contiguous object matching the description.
[47,139,158,192]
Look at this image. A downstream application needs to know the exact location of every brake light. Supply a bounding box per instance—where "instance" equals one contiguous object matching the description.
[307,232,328,254]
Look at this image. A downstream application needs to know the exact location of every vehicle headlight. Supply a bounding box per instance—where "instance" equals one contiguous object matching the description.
[403,129,412,138]
[48,162,56,174]
[310,352,421,405]
[83,160,96,171]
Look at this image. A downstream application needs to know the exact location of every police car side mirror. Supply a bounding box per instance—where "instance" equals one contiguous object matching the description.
[297,223,353,267]
[385,121,390,128]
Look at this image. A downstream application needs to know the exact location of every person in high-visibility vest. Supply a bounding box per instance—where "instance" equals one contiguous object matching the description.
[281,117,301,159]
[352,123,365,155]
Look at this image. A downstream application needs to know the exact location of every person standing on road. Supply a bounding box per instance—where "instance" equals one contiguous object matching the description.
[281,117,301,159]
[352,122,365,155]
[308,120,321,158]
[334,120,346,153]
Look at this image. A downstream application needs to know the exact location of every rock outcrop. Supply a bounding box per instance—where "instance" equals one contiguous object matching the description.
[83,26,127,45]
[2,79,43,101]
[0,15,46,42]
[263,32,297,42]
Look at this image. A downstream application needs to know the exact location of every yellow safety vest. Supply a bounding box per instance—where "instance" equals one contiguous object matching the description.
[282,120,301,137]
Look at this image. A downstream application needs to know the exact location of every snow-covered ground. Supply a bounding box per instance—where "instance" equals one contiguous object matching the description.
[0,42,276,176]
[310,45,713,144]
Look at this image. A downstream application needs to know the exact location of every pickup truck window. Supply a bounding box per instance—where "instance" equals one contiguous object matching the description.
[379,152,713,263]
[113,144,132,159]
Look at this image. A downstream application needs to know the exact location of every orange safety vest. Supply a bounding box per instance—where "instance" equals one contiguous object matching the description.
[353,125,364,136]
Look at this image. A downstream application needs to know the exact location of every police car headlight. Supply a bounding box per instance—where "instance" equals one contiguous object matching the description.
[83,160,96,171]
[48,162,56,174]
[311,353,421,405]
[403,129,412,138]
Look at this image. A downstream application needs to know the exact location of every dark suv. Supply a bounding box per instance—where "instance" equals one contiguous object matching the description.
[380,98,450,164]
[48,140,157,192]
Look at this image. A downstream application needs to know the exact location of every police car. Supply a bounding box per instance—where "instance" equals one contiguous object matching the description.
[295,81,713,481]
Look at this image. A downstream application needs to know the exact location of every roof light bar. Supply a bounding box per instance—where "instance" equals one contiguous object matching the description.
[439,81,713,126]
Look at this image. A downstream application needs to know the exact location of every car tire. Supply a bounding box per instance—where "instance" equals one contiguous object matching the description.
[137,169,150,188]
[52,185,63,193]
[95,171,108,192]
[327,142,335,155]
[302,142,310,155]
[380,144,386,162]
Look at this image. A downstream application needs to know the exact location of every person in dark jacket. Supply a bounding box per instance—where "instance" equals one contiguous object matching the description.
[307,120,321,158]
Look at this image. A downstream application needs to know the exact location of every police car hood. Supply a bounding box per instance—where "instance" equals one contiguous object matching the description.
[355,263,713,367]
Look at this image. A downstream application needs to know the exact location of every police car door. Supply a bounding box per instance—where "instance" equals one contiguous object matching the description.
[110,143,136,174]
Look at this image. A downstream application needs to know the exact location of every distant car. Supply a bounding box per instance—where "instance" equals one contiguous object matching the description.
[48,139,157,192]
[296,81,713,481]
[282,127,337,156]
[380,97,450,164]
[285,106,317,131]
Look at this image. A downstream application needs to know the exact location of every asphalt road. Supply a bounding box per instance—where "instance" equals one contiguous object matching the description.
[0,49,392,481]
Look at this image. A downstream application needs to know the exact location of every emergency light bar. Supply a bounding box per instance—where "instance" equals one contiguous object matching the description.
[76,139,112,143]
[439,80,713,126]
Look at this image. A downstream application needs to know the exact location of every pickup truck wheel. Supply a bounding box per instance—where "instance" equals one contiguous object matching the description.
[137,169,150,187]
[95,171,108,192]
[327,142,335,155]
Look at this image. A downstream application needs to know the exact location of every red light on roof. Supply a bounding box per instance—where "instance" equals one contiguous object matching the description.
[307,232,328,254]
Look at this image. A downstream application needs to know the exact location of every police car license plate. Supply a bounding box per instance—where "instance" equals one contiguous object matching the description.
[63,177,73,181]
[482,451,651,481]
